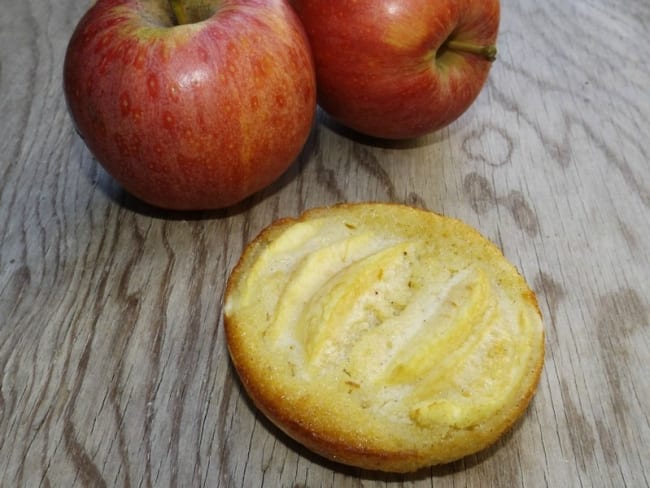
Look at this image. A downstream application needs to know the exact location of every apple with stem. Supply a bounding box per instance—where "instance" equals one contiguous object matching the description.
[64,0,316,210]
[292,0,499,140]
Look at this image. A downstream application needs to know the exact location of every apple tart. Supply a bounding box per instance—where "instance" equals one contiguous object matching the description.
[224,203,544,472]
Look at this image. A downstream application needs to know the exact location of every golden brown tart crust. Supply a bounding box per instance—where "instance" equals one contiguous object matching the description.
[224,203,545,472]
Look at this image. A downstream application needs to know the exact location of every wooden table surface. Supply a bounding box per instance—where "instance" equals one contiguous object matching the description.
[1,1,649,486]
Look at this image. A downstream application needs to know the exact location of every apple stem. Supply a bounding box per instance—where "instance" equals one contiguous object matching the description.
[168,0,216,25]
[445,40,497,62]
[169,0,189,25]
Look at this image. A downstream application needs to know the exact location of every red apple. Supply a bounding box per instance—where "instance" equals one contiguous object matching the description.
[64,0,316,210]
[292,0,499,140]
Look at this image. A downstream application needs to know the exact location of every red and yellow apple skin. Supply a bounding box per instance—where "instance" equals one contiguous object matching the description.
[64,0,316,210]
[292,0,499,140]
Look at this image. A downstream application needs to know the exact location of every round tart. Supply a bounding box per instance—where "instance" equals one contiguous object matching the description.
[224,203,544,472]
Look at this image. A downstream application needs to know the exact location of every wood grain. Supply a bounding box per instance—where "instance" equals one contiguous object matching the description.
[1,0,648,486]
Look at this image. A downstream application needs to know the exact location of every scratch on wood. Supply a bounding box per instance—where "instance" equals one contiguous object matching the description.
[351,144,398,201]
[463,172,496,214]
[462,125,514,167]
[503,191,540,237]
[559,378,596,472]
[533,272,565,349]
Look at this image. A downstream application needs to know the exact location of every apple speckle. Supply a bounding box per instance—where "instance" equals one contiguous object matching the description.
[147,74,159,98]
[162,111,175,130]
[96,32,113,52]
[119,92,131,116]
[197,46,209,64]
[169,83,180,102]
[251,96,260,110]
[121,44,135,64]
[133,51,146,70]
[132,109,143,124]
[98,55,111,75]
